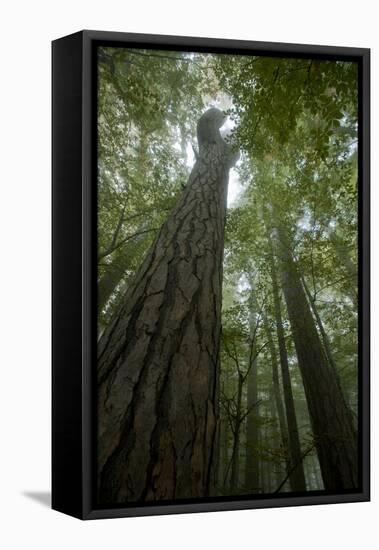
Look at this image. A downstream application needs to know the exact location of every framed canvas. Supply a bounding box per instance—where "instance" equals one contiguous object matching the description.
[52,30,370,520]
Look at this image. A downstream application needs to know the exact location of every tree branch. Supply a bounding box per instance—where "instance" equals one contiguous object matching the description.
[273,445,314,493]
[98,227,158,261]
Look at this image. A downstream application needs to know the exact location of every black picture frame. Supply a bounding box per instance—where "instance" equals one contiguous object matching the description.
[52,30,370,520]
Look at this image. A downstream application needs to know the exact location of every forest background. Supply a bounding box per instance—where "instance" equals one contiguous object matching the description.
[97,46,359,499]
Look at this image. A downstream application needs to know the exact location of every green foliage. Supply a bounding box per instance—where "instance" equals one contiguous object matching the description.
[98,47,358,494]
[97,47,217,327]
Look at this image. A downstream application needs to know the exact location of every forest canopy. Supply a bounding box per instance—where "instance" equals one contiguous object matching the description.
[96,46,358,503]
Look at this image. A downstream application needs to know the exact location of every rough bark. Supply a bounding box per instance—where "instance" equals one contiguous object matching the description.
[275,225,358,491]
[268,233,307,492]
[97,108,238,504]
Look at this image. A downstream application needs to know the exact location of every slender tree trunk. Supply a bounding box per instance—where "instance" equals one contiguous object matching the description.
[97,108,238,503]
[301,274,338,374]
[245,362,260,492]
[245,307,260,493]
[312,453,324,490]
[264,319,291,482]
[260,408,269,492]
[275,224,358,491]
[268,234,307,492]
[219,394,229,489]
[302,275,356,426]
[268,386,283,489]
[211,397,221,496]
[230,374,243,490]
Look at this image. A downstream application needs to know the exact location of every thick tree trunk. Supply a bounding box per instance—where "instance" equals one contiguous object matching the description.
[97,108,237,504]
[268,235,307,492]
[275,225,358,491]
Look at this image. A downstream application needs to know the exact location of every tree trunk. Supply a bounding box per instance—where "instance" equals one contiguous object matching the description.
[268,233,307,492]
[265,319,290,482]
[275,224,358,491]
[245,307,260,493]
[301,274,338,375]
[245,364,260,492]
[311,453,324,490]
[268,385,284,489]
[97,108,238,504]
[230,374,243,490]
[219,391,229,489]
[260,411,269,492]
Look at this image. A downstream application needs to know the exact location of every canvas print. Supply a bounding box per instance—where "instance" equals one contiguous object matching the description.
[96,46,359,506]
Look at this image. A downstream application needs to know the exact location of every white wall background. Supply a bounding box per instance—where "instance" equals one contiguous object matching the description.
[0,1,376,548]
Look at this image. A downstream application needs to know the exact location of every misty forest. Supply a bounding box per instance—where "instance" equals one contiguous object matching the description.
[96,46,359,505]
